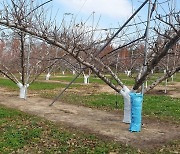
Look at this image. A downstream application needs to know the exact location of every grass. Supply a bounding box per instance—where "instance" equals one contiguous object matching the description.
[41,73,135,85]
[30,80,80,90]
[42,72,180,86]
[0,74,180,153]
[48,92,179,123]
[0,103,179,153]
[143,95,180,122]
[62,93,124,110]
[0,78,17,90]
[0,104,138,153]
[50,75,106,84]
[0,78,81,91]
[1,75,179,123]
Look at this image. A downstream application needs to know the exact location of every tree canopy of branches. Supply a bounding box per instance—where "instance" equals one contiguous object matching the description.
[0,0,179,95]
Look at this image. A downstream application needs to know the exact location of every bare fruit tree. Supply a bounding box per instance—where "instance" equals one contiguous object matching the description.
[0,0,59,99]
[0,28,59,98]
[0,0,179,94]
[0,0,179,128]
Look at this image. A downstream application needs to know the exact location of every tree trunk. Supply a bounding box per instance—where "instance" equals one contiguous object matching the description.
[83,74,90,84]
[17,82,29,99]
[120,86,131,123]
[46,73,51,80]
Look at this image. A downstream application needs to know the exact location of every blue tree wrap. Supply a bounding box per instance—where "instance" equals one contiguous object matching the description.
[129,92,143,132]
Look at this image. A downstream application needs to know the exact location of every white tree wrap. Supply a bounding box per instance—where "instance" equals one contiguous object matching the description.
[125,70,131,76]
[84,75,89,84]
[46,73,51,80]
[120,85,131,123]
[17,82,29,99]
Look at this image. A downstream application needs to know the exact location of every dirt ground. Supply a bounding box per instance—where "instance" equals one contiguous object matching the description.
[0,84,179,150]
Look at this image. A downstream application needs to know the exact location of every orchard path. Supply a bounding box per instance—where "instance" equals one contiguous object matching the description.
[0,87,179,150]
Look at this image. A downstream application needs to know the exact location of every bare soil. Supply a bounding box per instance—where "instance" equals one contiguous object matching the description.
[0,86,179,150]
[146,82,180,98]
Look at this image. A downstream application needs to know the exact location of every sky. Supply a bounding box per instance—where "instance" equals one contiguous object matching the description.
[46,0,179,46]
[51,0,179,26]
[51,0,141,29]
[1,0,179,42]
[54,0,132,19]
[48,0,180,41]
[2,0,178,32]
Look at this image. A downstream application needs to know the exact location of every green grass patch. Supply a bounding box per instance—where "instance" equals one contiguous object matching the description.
[143,95,180,122]
[173,73,180,82]
[0,78,80,91]
[61,93,123,110]
[30,81,67,90]
[0,105,138,153]
[57,92,180,123]
[50,75,135,86]
[1,77,179,123]
[40,72,180,87]
[0,78,17,90]
[0,100,179,153]
[51,75,106,84]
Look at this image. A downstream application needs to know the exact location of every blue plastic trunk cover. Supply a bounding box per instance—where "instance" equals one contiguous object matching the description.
[129,92,143,132]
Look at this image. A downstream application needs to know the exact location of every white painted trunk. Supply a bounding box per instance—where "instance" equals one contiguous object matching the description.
[62,71,65,75]
[46,73,51,80]
[145,80,148,88]
[84,75,89,84]
[171,75,174,82]
[120,85,131,123]
[17,82,29,99]
[127,70,131,76]
[73,70,76,75]
[165,79,168,94]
